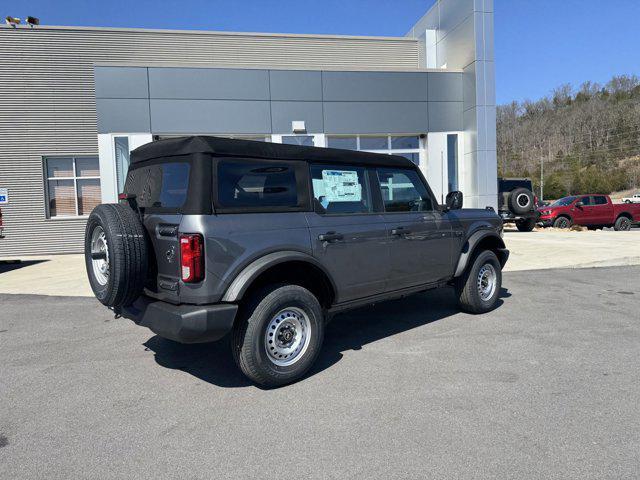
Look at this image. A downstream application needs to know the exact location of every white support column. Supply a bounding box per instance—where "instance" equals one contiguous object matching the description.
[98,133,153,203]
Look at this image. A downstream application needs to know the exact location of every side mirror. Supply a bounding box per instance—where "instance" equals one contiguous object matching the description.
[575,201,583,208]
[445,191,463,211]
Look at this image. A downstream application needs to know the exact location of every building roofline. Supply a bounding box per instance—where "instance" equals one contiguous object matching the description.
[0,23,418,42]
[93,61,461,73]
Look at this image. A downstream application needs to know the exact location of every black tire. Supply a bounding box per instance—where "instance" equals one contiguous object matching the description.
[232,284,324,388]
[84,204,148,307]
[515,218,536,232]
[614,216,632,231]
[456,250,502,314]
[553,216,572,229]
[508,187,535,215]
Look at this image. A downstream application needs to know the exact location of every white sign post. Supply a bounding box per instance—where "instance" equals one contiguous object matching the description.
[0,188,7,205]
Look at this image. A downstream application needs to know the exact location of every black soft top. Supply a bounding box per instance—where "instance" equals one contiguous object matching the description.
[131,135,416,169]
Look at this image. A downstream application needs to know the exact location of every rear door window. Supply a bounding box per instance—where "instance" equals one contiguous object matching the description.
[310,164,373,214]
[125,162,190,209]
[594,196,608,205]
[216,159,300,210]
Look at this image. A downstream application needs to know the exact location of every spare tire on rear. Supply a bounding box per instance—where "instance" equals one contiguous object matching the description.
[84,204,148,308]
[508,187,535,215]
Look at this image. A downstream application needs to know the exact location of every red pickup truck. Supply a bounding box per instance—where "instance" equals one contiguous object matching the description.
[538,194,640,230]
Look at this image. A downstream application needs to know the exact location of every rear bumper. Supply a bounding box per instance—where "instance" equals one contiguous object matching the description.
[499,211,540,222]
[120,296,238,344]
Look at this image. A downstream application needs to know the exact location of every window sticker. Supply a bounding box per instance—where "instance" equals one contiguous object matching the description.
[321,170,361,202]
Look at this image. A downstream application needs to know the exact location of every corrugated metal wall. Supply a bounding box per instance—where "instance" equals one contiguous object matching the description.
[0,26,419,256]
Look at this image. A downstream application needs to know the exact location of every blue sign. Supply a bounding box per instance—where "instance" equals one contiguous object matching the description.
[0,188,8,205]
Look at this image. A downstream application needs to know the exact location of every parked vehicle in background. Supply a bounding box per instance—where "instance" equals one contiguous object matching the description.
[538,194,640,230]
[497,178,539,232]
[622,193,640,203]
[84,136,509,387]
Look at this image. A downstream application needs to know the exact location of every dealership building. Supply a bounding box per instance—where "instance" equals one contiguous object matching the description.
[0,0,495,256]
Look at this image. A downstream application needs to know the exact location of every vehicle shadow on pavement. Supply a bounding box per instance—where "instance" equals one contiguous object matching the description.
[143,335,250,388]
[0,260,48,274]
[143,286,510,389]
[310,287,509,378]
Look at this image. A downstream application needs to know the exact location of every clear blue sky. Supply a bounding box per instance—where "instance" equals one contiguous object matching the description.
[4,0,640,104]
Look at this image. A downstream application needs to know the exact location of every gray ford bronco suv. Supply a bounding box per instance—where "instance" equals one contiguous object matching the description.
[85,136,508,387]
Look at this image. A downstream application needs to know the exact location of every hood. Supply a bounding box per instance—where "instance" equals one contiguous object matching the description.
[537,205,559,214]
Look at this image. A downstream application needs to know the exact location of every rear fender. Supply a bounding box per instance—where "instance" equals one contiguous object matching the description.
[221,250,336,303]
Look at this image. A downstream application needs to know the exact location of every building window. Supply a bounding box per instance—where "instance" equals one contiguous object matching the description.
[45,156,101,218]
[281,135,315,146]
[326,135,422,165]
[447,134,459,192]
[114,136,130,194]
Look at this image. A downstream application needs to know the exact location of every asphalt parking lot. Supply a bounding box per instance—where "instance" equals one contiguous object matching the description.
[1,265,639,479]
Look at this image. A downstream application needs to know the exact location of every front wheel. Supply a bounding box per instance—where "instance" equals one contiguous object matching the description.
[614,216,632,231]
[553,216,572,229]
[456,250,502,314]
[232,284,324,387]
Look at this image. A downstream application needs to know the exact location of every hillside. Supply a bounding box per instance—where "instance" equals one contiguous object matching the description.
[497,75,640,199]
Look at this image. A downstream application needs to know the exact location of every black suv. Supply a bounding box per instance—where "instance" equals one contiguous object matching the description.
[497,178,539,231]
[85,136,508,387]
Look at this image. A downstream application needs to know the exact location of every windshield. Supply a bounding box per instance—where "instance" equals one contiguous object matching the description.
[550,196,577,207]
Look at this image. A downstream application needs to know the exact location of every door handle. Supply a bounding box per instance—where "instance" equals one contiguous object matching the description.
[318,232,344,242]
[391,227,411,236]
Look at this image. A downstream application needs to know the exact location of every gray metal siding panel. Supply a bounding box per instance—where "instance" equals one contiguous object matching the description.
[94,66,149,98]
[323,102,428,134]
[428,102,463,131]
[150,99,271,134]
[428,72,463,102]
[96,99,151,133]
[148,67,270,100]
[0,26,418,256]
[270,101,324,134]
[322,71,428,101]
[268,70,323,101]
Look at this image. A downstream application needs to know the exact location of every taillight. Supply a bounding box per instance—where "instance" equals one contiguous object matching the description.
[180,234,204,283]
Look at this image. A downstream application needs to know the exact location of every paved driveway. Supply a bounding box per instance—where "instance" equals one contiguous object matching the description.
[1,266,639,479]
[2,230,640,297]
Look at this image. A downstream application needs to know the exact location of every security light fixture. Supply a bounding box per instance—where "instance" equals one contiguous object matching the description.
[291,121,306,133]
[26,16,40,26]
[5,16,21,27]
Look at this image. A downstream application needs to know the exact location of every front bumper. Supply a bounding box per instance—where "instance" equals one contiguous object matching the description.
[538,215,555,227]
[119,296,238,344]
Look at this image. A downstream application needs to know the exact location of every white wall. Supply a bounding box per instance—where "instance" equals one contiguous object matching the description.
[98,133,153,203]
[408,0,497,209]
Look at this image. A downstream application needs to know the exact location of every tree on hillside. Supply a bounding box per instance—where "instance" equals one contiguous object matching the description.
[497,74,640,198]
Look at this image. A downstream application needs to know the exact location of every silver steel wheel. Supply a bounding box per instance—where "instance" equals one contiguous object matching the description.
[477,263,497,302]
[264,307,312,367]
[90,226,110,286]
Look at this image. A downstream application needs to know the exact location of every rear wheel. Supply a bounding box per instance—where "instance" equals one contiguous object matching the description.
[515,218,536,232]
[553,216,571,229]
[614,216,632,231]
[456,250,502,314]
[232,284,324,387]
